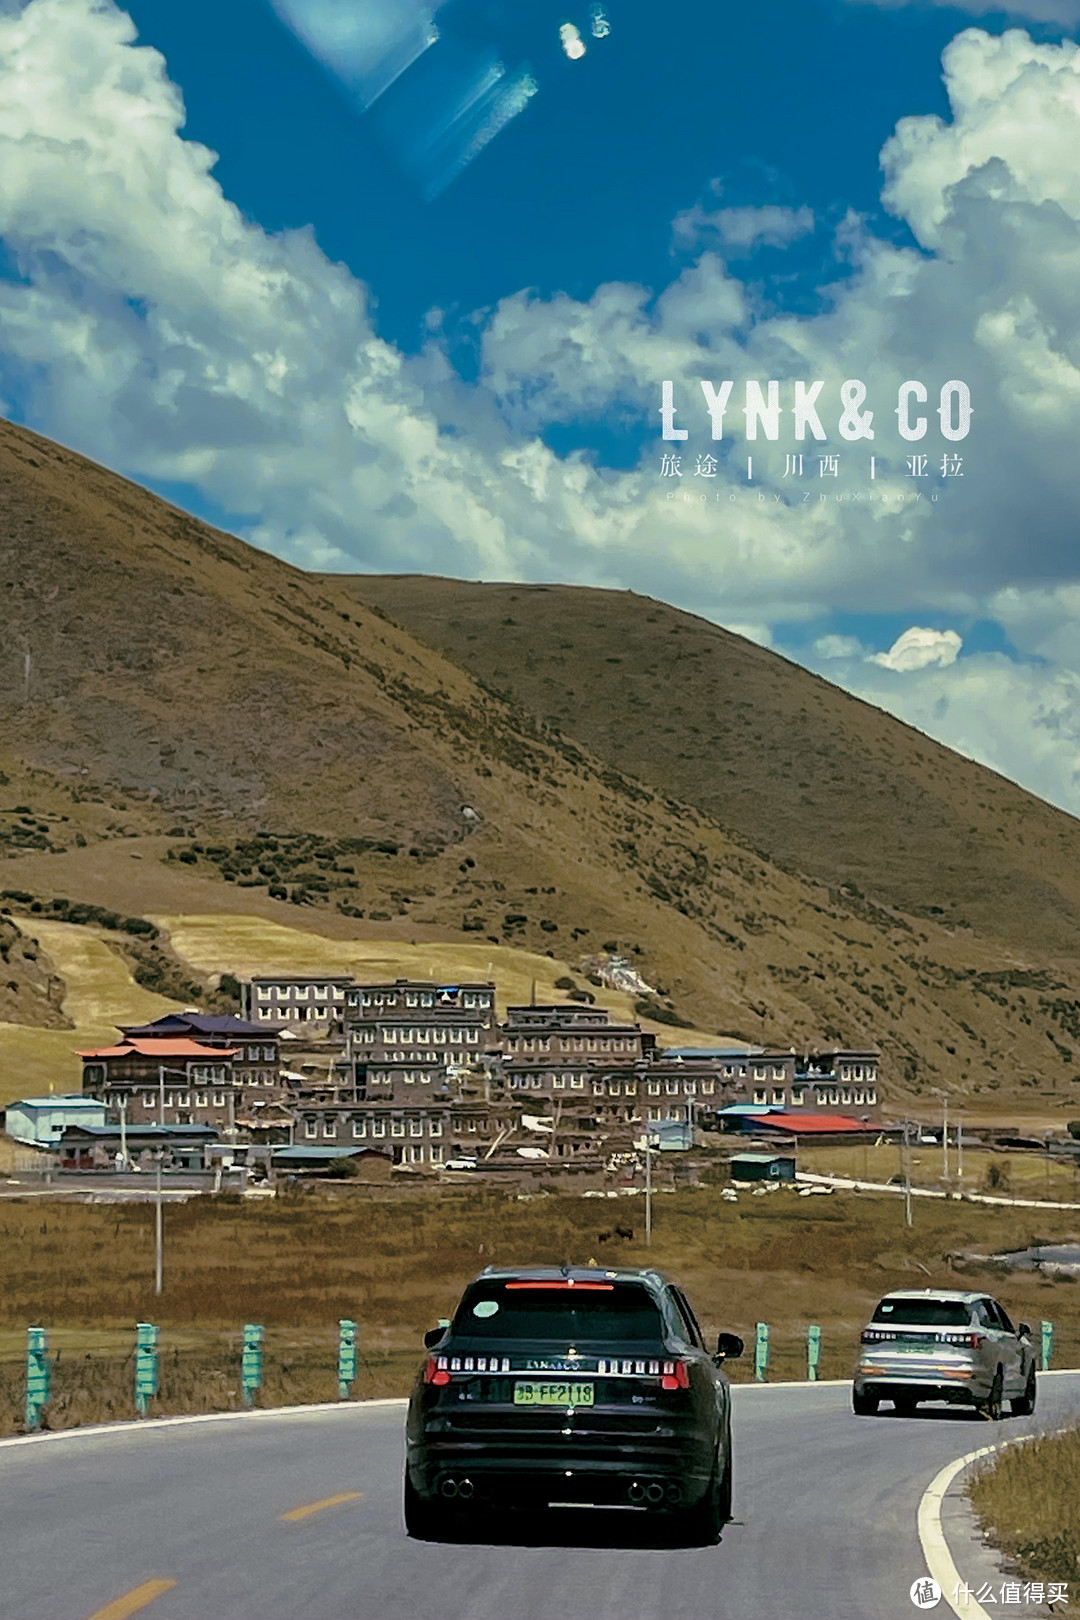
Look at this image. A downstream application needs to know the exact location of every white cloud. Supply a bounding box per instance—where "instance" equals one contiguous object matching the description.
[814,634,865,660]
[841,0,1080,30]
[672,203,815,252]
[0,5,1079,812]
[870,626,963,671]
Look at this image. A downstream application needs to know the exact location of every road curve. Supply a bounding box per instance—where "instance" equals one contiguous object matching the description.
[2,1376,1078,1620]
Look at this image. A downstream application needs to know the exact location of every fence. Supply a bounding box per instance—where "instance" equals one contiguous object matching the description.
[1,1322,420,1436]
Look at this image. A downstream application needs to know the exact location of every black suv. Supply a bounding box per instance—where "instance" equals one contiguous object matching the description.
[404,1265,743,1542]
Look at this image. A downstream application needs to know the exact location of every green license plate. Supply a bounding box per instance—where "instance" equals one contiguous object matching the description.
[513,1381,595,1407]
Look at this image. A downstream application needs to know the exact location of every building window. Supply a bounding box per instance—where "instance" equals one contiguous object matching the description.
[702,1081,714,1095]
[352,1120,366,1138]
[324,1119,337,1139]
[430,1120,443,1137]
[262,1046,275,1061]
[304,1119,317,1139]
[409,1119,423,1137]
[570,1077,584,1089]
[648,1082,660,1095]
[196,1091,208,1108]
[753,1090,767,1105]
[771,1089,784,1105]
[431,1146,443,1163]
[867,1090,877,1105]
[372,1119,386,1137]
[391,1120,405,1137]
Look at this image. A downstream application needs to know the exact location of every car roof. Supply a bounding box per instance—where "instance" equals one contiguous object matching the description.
[876,1289,988,1303]
[467,1265,672,1290]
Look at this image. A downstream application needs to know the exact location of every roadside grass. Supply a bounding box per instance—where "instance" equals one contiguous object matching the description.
[968,1426,1080,1593]
[2,1186,1080,1434]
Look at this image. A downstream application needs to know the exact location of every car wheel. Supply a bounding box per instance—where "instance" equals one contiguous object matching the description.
[683,1457,724,1546]
[979,1368,1004,1422]
[852,1389,879,1416]
[893,1394,918,1417]
[1010,1366,1036,1418]
[717,1451,733,1523]
[403,1471,443,1541]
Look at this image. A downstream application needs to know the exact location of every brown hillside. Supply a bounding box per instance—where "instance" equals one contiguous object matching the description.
[337,577,1080,965]
[2,417,1080,1107]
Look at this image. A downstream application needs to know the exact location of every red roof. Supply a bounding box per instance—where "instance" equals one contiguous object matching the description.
[754,1112,875,1135]
[77,1037,240,1060]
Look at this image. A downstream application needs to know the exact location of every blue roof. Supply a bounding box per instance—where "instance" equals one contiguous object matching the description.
[271,1145,370,1162]
[8,1095,106,1110]
[717,1103,784,1116]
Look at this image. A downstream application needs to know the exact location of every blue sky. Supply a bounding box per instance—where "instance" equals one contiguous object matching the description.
[0,0,1079,813]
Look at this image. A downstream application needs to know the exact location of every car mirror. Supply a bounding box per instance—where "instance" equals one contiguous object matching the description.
[423,1324,449,1349]
[1018,1322,1031,1339]
[715,1332,744,1360]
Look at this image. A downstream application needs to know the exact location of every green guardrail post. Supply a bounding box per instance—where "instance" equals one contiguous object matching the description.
[25,1327,50,1431]
[338,1319,357,1401]
[754,1322,769,1383]
[242,1323,264,1408]
[807,1324,821,1382]
[135,1322,158,1417]
[1041,1319,1053,1371]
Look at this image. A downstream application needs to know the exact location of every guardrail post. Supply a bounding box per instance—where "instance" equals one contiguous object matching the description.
[338,1319,357,1401]
[754,1322,769,1383]
[1041,1319,1053,1371]
[241,1323,264,1408]
[135,1322,158,1417]
[807,1324,821,1382]
[25,1327,49,1431]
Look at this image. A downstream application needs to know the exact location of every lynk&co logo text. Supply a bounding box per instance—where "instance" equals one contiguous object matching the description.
[657,379,973,504]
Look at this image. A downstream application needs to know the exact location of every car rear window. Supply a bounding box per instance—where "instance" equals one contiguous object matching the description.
[453,1280,666,1342]
[871,1298,972,1327]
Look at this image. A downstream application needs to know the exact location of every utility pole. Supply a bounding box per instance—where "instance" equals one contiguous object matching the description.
[942,1092,949,1183]
[645,1136,653,1246]
[154,1153,163,1295]
[957,1112,964,1188]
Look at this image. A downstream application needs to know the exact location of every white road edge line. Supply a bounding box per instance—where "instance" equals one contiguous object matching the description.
[917,1442,998,1620]
[0,1397,408,1451]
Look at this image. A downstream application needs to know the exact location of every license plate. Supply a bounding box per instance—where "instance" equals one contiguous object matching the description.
[513,1381,595,1407]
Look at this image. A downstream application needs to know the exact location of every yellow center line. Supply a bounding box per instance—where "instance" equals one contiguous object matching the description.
[280,1490,364,1522]
[85,1579,177,1620]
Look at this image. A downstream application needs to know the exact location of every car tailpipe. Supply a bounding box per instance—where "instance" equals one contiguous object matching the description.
[440,1478,459,1499]
[645,1482,665,1505]
[457,1478,475,1500]
[628,1481,646,1504]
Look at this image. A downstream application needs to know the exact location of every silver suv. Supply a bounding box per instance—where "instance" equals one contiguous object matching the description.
[853,1289,1037,1419]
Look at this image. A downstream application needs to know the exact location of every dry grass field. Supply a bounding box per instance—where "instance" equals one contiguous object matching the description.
[0,916,180,1101]
[969,1427,1080,1592]
[2,1185,1079,1435]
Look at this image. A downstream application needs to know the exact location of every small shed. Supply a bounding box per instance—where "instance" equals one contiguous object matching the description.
[730,1152,796,1184]
[4,1095,109,1147]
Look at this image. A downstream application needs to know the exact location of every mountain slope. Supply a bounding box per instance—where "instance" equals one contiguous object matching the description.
[336,576,1080,965]
[2,417,1080,1107]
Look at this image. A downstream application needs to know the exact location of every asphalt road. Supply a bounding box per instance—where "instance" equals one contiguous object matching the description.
[3,1376,1079,1620]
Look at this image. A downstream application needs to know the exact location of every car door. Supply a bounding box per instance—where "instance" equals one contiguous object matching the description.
[669,1286,724,1438]
[975,1299,1018,1393]
[990,1300,1025,1392]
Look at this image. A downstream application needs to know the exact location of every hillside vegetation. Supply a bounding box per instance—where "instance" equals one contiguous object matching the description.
[1,417,1080,1109]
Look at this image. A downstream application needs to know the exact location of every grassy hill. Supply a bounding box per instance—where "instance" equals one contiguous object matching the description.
[337,576,1080,965]
[2,416,1080,1112]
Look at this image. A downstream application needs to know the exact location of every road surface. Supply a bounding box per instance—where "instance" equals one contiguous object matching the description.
[2,1376,1078,1620]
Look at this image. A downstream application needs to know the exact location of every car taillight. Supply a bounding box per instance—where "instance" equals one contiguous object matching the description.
[660,1359,690,1391]
[940,1332,984,1348]
[861,1329,897,1343]
[423,1356,451,1386]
